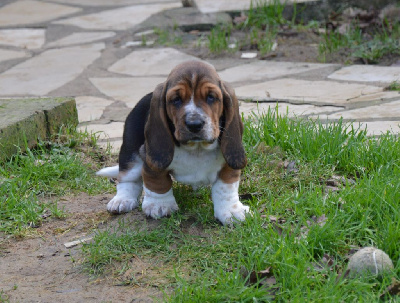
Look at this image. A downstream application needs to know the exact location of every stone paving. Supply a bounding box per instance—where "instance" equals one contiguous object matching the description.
[0,0,399,154]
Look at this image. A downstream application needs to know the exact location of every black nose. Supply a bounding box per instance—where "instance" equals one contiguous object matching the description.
[185,119,205,133]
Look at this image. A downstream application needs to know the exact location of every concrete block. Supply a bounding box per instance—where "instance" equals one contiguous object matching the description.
[0,97,78,161]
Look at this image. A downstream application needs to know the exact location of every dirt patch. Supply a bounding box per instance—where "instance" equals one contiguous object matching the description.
[176,25,400,66]
[177,27,321,62]
[0,193,164,303]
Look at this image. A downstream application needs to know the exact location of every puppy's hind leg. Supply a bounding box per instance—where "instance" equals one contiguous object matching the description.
[102,92,152,213]
[107,158,143,214]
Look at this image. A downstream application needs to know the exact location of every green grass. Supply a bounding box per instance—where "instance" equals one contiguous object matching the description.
[154,27,183,46]
[242,0,288,29]
[81,108,399,301]
[386,81,400,91]
[0,128,114,235]
[207,24,233,53]
[248,27,277,55]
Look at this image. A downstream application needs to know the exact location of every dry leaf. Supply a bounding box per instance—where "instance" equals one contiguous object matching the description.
[240,266,276,286]
[268,215,278,222]
[299,214,328,239]
[284,160,298,175]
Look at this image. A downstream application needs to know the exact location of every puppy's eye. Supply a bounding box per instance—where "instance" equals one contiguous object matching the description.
[171,96,182,107]
[206,94,216,104]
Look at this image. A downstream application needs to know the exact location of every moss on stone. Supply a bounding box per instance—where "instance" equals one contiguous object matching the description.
[0,97,78,161]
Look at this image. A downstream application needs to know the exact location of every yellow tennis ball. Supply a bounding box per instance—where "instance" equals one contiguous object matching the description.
[347,247,394,277]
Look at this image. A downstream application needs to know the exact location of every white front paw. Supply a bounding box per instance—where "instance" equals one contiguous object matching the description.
[214,202,250,225]
[142,186,178,219]
[107,182,141,214]
[107,196,138,213]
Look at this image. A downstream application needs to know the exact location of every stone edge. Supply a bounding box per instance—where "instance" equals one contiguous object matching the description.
[0,97,78,161]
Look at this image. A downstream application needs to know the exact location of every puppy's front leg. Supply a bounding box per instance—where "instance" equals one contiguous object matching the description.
[212,165,250,225]
[142,164,178,218]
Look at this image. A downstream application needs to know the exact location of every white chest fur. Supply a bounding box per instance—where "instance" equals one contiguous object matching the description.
[168,142,225,187]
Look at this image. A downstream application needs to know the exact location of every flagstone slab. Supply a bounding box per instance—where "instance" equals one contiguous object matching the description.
[75,96,114,123]
[218,61,332,83]
[102,106,131,122]
[90,77,165,108]
[144,6,232,32]
[353,121,400,136]
[194,0,316,13]
[0,43,104,96]
[108,48,200,76]
[53,2,181,30]
[0,29,45,49]
[48,0,176,6]
[235,79,392,105]
[0,49,28,63]
[347,91,400,103]
[328,65,400,84]
[46,32,116,48]
[239,101,342,118]
[321,100,400,121]
[0,0,81,27]
[78,122,124,139]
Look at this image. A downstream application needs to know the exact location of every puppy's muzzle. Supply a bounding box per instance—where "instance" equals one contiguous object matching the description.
[185,116,205,134]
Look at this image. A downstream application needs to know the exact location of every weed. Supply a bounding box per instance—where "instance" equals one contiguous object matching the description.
[386,81,400,91]
[243,0,287,29]
[259,27,278,54]
[352,37,400,64]
[154,27,183,46]
[45,202,67,219]
[319,20,400,63]
[247,26,277,54]
[141,34,147,46]
[0,290,9,303]
[318,24,363,62]
[207,24,232,53]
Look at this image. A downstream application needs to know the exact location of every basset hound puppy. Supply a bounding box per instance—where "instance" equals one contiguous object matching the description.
[97,60,249,225]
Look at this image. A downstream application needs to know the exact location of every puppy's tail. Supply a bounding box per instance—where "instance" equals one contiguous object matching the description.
[96,165,119,178]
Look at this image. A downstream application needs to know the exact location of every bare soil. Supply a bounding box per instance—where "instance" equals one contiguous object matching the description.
[181,26,400,66]
[0,193,165,303]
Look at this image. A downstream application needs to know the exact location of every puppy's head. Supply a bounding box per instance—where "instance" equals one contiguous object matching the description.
[144,60,246,171]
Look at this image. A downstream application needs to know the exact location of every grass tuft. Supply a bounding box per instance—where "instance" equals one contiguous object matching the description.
[207,24,232,53]
[386,81,400,91]
[319,21,400,63]
[0,127,114,235]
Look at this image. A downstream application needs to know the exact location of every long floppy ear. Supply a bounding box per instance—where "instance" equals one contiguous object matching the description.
[220,81,247,170]
[143,83,174,171]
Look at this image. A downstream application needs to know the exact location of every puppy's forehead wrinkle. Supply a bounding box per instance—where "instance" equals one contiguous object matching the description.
[168,65,219,91]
